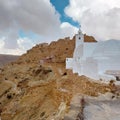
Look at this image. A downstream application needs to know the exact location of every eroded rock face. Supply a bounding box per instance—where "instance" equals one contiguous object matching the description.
[0,35,116,120]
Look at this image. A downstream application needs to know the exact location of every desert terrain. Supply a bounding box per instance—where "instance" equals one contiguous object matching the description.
[0,35,119,120]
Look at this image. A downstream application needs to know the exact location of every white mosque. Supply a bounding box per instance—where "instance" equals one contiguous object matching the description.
[66,28,120,80]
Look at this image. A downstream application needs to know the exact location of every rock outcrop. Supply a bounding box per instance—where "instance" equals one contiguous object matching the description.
[0,35,118,120]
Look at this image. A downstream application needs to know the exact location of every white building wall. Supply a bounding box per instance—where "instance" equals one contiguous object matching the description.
[82,58,99,80]
[66,58,73,69]
[75,34,84,49]
[66,29,120,81]
[73,44,83,58]
[73,59,81,74]
[97,58,120,73]
[83,43,97,58]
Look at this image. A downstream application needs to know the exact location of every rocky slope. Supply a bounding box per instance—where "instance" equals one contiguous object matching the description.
[0,35,119,120]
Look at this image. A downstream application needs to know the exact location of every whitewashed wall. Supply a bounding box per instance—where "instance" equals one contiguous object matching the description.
[66,58,73,69]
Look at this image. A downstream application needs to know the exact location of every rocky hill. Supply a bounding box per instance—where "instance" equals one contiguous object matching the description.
[0,35,119,120]
[17,35,96,64]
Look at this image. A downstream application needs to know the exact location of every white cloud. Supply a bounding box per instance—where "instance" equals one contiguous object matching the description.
[0,0,77,55]
[17,37,35,51]
[0,37,5,48]
[60,22,77,38]
[65,0,120,40]
[0,48,24,55]
[0,37,34,55]
[0,0,61,35]
[0,0,60,53]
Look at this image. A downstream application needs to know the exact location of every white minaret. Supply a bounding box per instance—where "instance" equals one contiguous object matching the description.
[72,26,84,74]
[75,27,84,49]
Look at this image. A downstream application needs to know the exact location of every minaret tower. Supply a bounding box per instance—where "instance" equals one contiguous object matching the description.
[75,26,84,49]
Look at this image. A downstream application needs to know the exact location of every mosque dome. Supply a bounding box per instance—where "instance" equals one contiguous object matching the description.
[92,40,120,58]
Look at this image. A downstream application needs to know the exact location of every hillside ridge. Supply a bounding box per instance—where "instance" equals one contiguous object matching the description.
[0,35,118,120]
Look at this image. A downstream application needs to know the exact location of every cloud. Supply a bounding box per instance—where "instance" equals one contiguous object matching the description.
[0,37,34,55]
[4,30,19,49]
[0,0,77,55]
[0,0,60,51]
[65,0,120,40]
[17,37,35,51]
[0,37,5,48]
[60,22,77,38]
[0,0,61,35]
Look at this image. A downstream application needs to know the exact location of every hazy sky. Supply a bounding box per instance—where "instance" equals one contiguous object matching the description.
[0,0,120,55]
